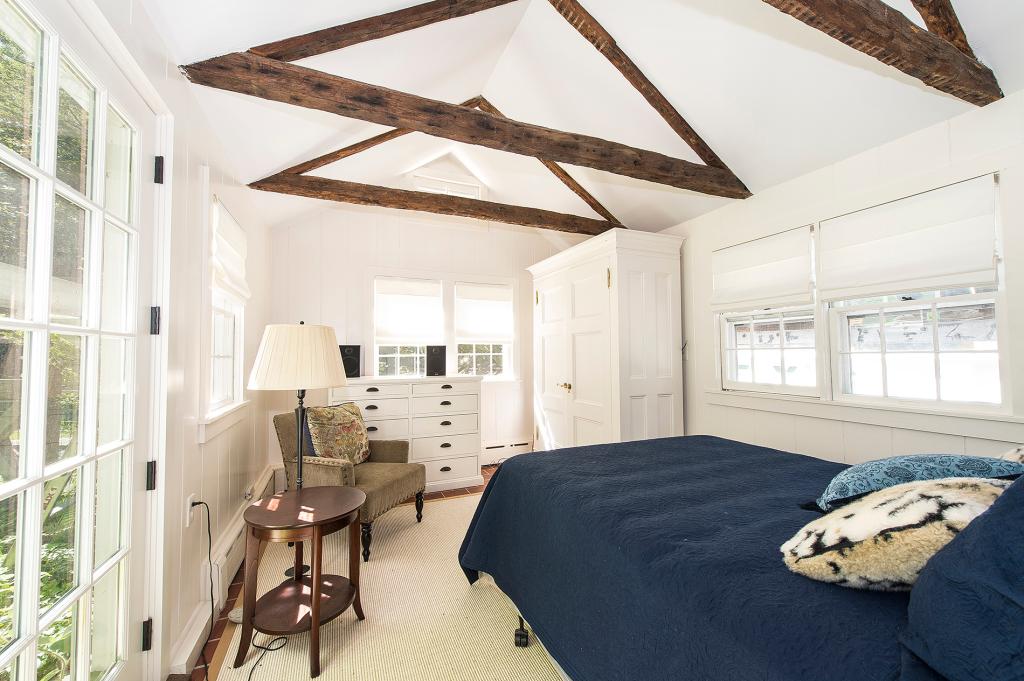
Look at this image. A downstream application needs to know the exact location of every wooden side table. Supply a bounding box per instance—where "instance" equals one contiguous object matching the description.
[233,486,367,678]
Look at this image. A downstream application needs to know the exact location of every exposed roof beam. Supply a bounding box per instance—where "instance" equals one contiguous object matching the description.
[281,97,482,175]
[909,0,976,59]
[761,0,1001,106]
[249,0,519,62]
[251,172,615,235]
[547,0,740,183]
[180,52,751,198]
[475,97,621,224]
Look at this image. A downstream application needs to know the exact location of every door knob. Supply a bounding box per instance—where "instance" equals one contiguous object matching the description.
[558,382,572,391]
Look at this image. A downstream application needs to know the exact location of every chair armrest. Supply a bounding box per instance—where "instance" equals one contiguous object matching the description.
[367,440,410,464]
[284,456,355,488]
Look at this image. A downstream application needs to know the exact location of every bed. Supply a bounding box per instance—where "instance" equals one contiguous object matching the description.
[459,435,944,681]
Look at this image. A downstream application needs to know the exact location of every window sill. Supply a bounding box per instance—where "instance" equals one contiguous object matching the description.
[198,400,251,444]
[704,390,1024,442]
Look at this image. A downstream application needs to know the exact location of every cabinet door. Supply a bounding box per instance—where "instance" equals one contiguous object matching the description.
[534,279,571,450]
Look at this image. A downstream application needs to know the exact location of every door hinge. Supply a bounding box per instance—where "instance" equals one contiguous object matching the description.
[141,618,153,651]
[149,306,161,335]
[607,267,611,288]
[153,156,165,184]
[146,461,157,491]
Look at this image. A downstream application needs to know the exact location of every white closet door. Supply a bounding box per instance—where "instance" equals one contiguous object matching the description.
[534,279,571,450]
[566,258,613,446]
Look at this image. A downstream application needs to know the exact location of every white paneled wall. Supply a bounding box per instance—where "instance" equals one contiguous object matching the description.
[267,208,587,464]
[664,89,1024,462]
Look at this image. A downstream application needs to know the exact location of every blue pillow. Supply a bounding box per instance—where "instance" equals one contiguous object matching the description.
[900,476,1024,681]
[817,454,1024,511]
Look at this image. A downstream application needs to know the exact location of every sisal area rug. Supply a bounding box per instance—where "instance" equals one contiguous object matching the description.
[214,495,562,681]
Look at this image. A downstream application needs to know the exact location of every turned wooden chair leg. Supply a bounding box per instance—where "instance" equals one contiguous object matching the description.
[415,491,424,522]
[360,522,372,562]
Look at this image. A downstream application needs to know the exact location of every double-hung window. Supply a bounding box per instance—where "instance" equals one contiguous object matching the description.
[455,283,513,377]
[713,226,817,395]
[207,197,248,414]
[373,277,443,376]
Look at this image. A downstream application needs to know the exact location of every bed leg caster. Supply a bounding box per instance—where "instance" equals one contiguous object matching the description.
[514,616,529,648]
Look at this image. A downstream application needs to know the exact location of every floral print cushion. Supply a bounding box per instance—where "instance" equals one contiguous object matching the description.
[306,403,370,465]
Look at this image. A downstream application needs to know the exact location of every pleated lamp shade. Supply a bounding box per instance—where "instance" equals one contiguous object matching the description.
[247,324,348,391]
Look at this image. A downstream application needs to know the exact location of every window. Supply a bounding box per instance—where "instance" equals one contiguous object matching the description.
[834,289,1000,405]
[207,198,248,413]
[374,277,443,377]
[0,4,140,678]
[455,283,513,377]
[412,173,481,199]
[376,345,426,377]
[721,309,816,394]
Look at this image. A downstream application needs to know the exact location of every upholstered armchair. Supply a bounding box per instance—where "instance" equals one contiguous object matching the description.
[273,412,426,561]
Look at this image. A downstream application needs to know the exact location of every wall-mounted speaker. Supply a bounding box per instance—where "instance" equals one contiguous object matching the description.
[339,345,361,378]
[426,345,446,376]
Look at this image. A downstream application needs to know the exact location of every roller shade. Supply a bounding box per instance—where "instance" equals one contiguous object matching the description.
[455,283,514,342]
[712,226,813,310]
[210,198,250,300]
[374,277,444,344]
[818,175,998,300]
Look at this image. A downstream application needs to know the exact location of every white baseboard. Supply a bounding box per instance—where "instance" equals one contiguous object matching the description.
[426,474,484,493]
[168,464,275,674]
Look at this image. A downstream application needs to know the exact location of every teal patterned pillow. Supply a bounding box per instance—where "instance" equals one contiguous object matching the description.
[817,455,1024,511]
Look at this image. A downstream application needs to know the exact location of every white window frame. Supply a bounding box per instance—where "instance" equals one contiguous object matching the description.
[717,306,819,398]
[207,288,244,415]
[411,172,483,200]
[828,289,1007,413]
[374,344,427,377]
[456,341,512,378]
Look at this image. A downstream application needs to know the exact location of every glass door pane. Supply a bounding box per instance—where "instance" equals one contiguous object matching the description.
[0,161,32,319]
[45,334,83,466]
[56,58,94,195]
[0,0,42,161]
[0,494,17,652]
[39,469,78,614]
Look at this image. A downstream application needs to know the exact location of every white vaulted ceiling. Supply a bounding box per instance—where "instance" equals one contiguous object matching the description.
[145,0,1024,232]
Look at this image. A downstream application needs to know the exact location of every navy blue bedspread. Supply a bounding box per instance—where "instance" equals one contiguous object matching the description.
[459,436,931,681]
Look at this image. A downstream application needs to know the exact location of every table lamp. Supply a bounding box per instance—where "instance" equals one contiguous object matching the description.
[247,322,348,489]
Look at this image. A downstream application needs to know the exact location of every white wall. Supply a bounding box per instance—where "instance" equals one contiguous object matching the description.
[664,90,1024,463]
[267,207,587,463]
[86,1,277,676]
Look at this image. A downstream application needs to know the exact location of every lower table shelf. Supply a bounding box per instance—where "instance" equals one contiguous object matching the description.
[253,574,356,636]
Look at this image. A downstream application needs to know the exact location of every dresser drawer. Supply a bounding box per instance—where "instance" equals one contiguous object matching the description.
[351,397,409,419]
[411,394,478,415]
[335,383,411,399]
[411,413,478,437]
[412,381,477,397]
[423,456,479,484]
[412,433,479,461]
[363,418,409,440]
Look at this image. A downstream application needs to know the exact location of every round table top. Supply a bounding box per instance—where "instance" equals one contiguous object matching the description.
[244,486,366,530]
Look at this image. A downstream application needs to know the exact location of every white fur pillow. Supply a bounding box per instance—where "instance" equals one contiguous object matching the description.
[781,477,1010,591]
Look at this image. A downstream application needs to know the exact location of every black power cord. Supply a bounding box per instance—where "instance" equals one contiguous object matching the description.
[192,501,215,681]
[247,633,288,681]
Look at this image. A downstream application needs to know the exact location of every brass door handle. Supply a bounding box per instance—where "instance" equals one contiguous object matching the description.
[558,382,572,391]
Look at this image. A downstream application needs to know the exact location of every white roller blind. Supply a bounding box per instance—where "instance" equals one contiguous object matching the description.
[712,226,813,309]
[374,277,444,344]
[455,283,514,342]
[818,175,998,300]
[210,198,250,300]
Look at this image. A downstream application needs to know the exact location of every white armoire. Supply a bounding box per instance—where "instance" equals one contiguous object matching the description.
[528,229,684,450]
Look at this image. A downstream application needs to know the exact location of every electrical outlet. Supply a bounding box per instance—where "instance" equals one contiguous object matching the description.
[185,493,198,528]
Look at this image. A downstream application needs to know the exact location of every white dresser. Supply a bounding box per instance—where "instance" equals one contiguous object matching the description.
[328,376,485,493]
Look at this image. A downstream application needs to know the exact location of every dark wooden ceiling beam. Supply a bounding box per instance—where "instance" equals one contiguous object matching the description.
[249,0,519,62]
[476,97,621,224]
[909,0,976,59]
[547,0,740,183]
[761,0,1001,106]
[180,52,751,198]
[251,172,615,235]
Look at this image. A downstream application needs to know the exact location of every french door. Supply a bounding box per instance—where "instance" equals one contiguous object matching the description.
[0,0,157,679]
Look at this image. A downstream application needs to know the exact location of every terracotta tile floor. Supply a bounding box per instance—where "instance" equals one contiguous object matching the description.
[171,465,499,681]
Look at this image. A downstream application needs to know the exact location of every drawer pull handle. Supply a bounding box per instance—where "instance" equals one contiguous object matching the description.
[442,384,453,389]
[366,387,379,393]
[440,400,452,406]
[366,426,378,432]
[440,420,452,426]
[365,404,379,410]
[440,442,452,448]
[440,466,452,472]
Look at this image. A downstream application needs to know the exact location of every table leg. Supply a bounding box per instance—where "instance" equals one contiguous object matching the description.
[293,541,304,580]
[349,520,364,620]
[309,526,323,678]
[233,527,261,668]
